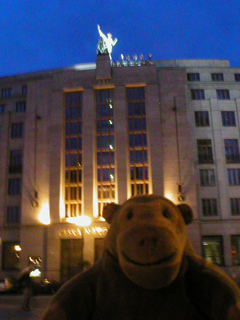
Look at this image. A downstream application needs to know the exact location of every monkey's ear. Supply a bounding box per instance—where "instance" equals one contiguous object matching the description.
[102,203,120,224]
[177,204,193,225]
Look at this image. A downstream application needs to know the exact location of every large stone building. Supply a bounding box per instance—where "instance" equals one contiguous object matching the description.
[0,54,240,283]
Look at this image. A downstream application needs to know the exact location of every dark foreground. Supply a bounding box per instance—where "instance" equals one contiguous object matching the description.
[0,294,51,320]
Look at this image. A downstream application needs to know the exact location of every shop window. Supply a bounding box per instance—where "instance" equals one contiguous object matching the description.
[202,236,224,266]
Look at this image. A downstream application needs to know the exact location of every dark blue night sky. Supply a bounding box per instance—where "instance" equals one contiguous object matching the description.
[0,0,239,76]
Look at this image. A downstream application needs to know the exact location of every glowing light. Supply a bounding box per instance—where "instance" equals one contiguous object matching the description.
[66,215,92,227]
[109,120,112,124]
[109,144,113,150]
[164,192,175,203]
[38,203,50,225]
[109,103,113,109]
[14,245,21,252]
[30,269,41,278]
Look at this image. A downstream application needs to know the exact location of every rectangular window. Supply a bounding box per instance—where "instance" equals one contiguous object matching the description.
[228,169,240,185]
[7,206,21,224]
[211,73,224,81]
[9,150,23,173]
[231,235,240,265]
[16,101,26,112]
[224,139,240,163]
[202,199,218,216]
[0,104,6,115]
[127,87,149,197]
[191,89,205,100]
[187,73,200,81]
[96,89,115,216]
[11,123,24,138]
[234,74,240,82]
[197,139,213,164]
[65,91,83,219]
[200,169,215,186]
[195,111,210,127]
[22,85,27,95]
[8,178,22,195]
[202,236,224,266]
[230,198,240,216]
[2,242,20,270]
[1,88,12,98]
[217,89,230,100]
[221,111,236,127]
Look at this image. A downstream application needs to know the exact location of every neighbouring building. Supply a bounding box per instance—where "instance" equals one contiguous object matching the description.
[0,54,240,283]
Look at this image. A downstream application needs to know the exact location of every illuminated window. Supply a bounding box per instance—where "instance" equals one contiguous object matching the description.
[202,236,224,266]
[127,87,149,196]
[96,89,115,217]
[65,91,83,218]
[231,236,240,265]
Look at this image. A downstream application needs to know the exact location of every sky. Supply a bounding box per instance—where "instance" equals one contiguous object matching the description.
[0,0,239,77]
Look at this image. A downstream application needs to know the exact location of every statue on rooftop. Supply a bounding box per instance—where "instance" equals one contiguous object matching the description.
[97,25,118,60]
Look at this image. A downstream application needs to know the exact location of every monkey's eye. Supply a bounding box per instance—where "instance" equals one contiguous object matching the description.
[163,209,171,219]
[126,211,134,220]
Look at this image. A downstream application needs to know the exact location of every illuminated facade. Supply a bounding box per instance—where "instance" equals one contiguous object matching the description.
[0,55,240,283]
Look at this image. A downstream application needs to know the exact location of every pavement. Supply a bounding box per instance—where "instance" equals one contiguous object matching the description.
[0,294,52,320]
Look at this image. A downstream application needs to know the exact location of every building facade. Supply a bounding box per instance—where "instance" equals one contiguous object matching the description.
[0,54,239,283]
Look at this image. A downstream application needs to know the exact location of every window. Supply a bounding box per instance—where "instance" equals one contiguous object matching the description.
[0,104,6,115]
[191,89,205,100]
[202,199,218,216]
[16,101,26,112]
[234,74,240,82]
[187,73,200,81]
[202,236,224,266]
[211,73,224,81]
[197,139,213,164]
[65,91,83,219]
[9,150,23,173]
[224,139,240,163]
[231,236,240,265]
[8,178,22,195]
[7,206,21,224]
[127,87,149,197]
[96,89,115,216]
[2,242,20,270]
[228,169,240,185]
[195,111,210,127]
[1,88,12,98]
[217,89,230,100]
[22,85,27,95]
[200,169,215,186]
[11,123,24,138]
[221,111,236,127]
[230,198,240,216]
